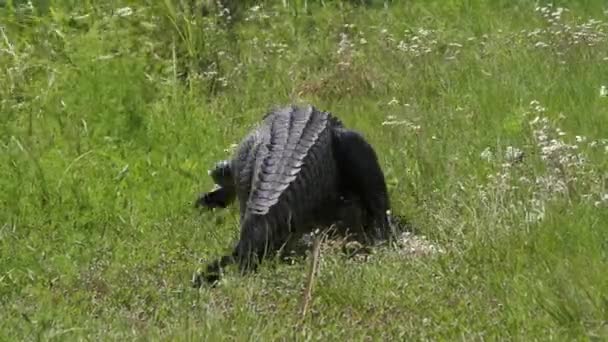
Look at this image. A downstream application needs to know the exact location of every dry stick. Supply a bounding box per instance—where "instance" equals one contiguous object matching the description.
[299,229,324,320]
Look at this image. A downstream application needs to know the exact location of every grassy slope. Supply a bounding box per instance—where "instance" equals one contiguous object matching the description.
[1,0,607,340]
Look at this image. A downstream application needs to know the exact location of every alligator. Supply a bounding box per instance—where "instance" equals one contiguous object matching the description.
[192,104,394,286]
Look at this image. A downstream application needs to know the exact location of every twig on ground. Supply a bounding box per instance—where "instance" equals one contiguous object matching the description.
[299,229,324,321]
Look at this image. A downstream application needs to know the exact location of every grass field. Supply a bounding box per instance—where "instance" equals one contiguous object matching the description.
[1,0,608,340]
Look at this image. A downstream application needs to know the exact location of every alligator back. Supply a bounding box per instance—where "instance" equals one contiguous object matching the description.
[231,105,343,244]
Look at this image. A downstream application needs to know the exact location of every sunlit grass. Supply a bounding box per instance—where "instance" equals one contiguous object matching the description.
[1,0,607,339]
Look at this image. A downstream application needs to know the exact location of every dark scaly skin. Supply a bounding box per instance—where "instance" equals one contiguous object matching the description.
[193,105,393,287]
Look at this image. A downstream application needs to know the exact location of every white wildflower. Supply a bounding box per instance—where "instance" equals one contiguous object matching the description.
[480,147,493,162]
[337,32,353,55]
[519,176,531,184]
[596,194,608,207]
[600,85,608,97]
[505,146,524,163]
[381,118,421,131]
[525,199,545,223]
[224,143,238,153]
[115,7,133,17]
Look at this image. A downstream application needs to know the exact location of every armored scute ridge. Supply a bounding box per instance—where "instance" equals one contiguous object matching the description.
[193,104,394,286]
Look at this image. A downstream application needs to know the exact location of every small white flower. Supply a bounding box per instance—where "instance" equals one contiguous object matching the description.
[480,147,493,162]
[600,85,608,97]
[224,143,238,153]
[116,7,133,17]
[505,146,524,163]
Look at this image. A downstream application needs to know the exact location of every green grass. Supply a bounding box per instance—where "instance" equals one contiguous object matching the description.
[2,0,608,340]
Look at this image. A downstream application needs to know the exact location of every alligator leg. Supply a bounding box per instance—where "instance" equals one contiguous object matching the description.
[233,215,282,274]
[195,185,235,209]
[332,128,394,243]
[192,160,242,287]
[192,236,264,288]
[192,254,235,287]
[192,216,273,287]
[195,159,236,209]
